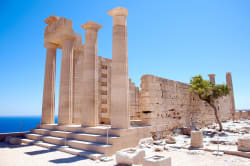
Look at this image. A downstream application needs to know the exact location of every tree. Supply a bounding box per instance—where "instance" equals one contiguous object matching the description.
[189,75,230,131]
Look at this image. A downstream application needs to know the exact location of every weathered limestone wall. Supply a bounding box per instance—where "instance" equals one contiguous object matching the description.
[98,56,112,124]
[129,79,140,120]
[140,75,232,134]
[97,57,140,124]
[235,111,250,120]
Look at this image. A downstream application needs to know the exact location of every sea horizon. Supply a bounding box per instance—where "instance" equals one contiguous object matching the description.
[0,116,58,133]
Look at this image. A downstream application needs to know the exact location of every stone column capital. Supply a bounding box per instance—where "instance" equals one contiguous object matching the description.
[208,74,216,77]
[81,21,102,31]
[108,7,128,17]
[44,43,58,49]
[44,15,59,25]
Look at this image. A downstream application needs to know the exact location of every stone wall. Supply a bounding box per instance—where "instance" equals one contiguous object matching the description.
[73,55,140,125]
[235,111,250,120]
[98,56,112,124]
[129,79,140,120]
[140,75,232,134]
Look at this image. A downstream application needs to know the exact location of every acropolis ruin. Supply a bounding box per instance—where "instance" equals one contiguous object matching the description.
[21,7,240,159]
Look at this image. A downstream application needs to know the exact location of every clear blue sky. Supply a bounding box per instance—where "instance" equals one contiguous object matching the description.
[0,0,249,116]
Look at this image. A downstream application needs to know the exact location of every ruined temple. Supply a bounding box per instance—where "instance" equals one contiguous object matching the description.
[22,7,236,159]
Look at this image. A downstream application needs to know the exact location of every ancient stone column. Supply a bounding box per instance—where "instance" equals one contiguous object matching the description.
[108,7,130,129]
[81,21,102,126]
[58,38,75,125]
[208,74,215,85]
[72,45,84,124]
[226,72,236,120]
[41,44,57,124]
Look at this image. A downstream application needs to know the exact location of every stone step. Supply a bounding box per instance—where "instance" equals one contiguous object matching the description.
[42,136,65,145]
[38,124,121,136]
[37,124,58,130]
[33,128,68,138]
[50,130,72,138]
[25,133,42,141]
[21,138,103,160]
[67,139,113,155]
[72,132,118,144]
[32,134,113,155]
[81,127,119,136]
[33,128,118,144]
[32,128,51,135]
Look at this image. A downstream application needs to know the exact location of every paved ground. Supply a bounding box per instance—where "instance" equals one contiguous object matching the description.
[0,142,249,166]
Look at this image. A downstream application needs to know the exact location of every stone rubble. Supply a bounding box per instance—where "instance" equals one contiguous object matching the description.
[135,120,250,159]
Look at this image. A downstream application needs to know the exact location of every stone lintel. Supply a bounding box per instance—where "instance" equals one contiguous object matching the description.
[44,33,77,49]
[44,15,59,24]
[81,21,102,30]
[108,7,128,17]
[44,17,74,46]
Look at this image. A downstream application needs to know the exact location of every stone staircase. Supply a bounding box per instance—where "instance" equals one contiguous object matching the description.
[21,124,123,160]
[22,124,150,159]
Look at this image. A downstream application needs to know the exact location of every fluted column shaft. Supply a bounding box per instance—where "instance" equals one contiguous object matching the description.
[58,39,74,125]
[41,46,56,124]
[108,7,130,129]
[226,72,236,120]
[81,22,101,126]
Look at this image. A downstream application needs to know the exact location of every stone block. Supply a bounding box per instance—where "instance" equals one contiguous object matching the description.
[241,111,248,119]
[143,155,171,166]
[8,137,21,145]
[238,137,250,151]
[190,131,203,148]
[5,136,11,143]
[116,148,145,165]
[165,136,176,144]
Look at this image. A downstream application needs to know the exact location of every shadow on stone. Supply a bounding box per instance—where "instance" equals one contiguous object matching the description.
[49,156,88,164]
[25,149,56,155]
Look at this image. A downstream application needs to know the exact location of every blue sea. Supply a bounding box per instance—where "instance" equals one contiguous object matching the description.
[0,116,58,133]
